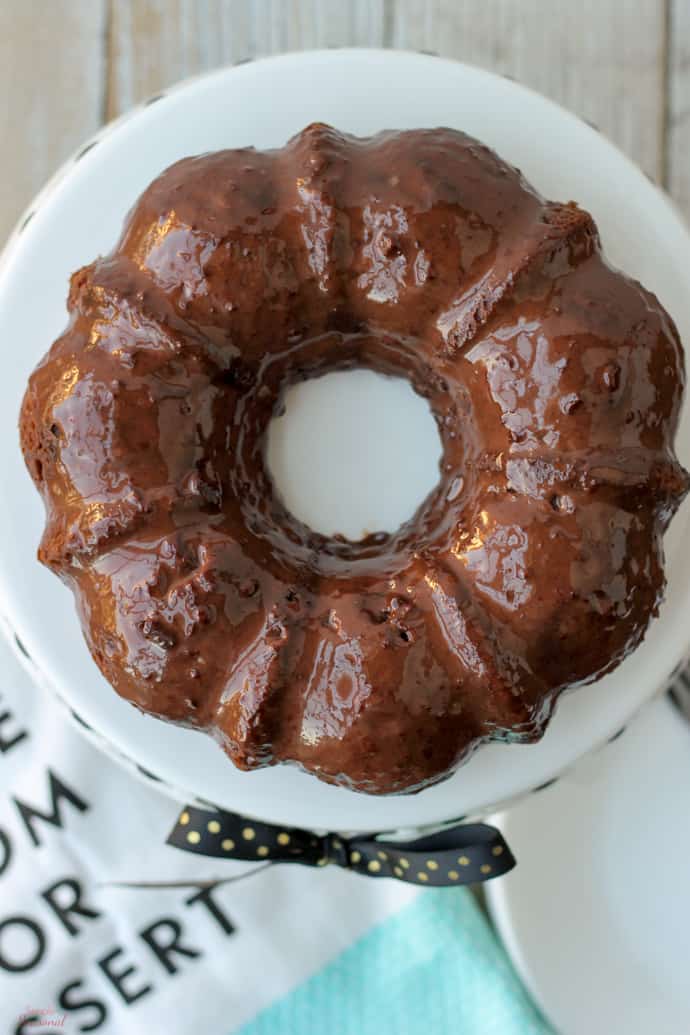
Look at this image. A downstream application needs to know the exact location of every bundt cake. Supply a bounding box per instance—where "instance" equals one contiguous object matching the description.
[20,124,689,794]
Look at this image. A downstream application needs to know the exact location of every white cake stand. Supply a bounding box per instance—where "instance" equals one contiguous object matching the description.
[1,50,689,832]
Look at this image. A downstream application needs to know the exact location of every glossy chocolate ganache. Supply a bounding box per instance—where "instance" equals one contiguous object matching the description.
[20,124,689,795]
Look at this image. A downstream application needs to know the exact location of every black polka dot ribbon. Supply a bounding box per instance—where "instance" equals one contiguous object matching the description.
[167,805,515,886]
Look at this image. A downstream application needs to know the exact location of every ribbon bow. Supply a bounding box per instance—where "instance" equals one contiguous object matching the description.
[167,805,515,886]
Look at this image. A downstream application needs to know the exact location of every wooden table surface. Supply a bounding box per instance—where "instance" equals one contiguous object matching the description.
[1,0,688,247]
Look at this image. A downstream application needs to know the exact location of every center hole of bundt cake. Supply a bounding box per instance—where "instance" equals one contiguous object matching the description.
[265,369,443,540]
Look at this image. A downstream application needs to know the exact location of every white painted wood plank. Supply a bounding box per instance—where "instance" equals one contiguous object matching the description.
[108,0,386,117]
[248,0,386,52]
[669,0,690,223]
[108,0,251,116]
[391,0,666,182]
[0,1,107,243]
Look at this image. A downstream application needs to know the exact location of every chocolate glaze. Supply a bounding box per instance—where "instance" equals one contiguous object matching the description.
[20,124,689,794]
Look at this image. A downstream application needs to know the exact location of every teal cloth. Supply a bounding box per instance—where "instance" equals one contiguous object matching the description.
[239,888,553,1035]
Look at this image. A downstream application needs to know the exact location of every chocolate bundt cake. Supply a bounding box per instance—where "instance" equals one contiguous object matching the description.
[20,124,689,794]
